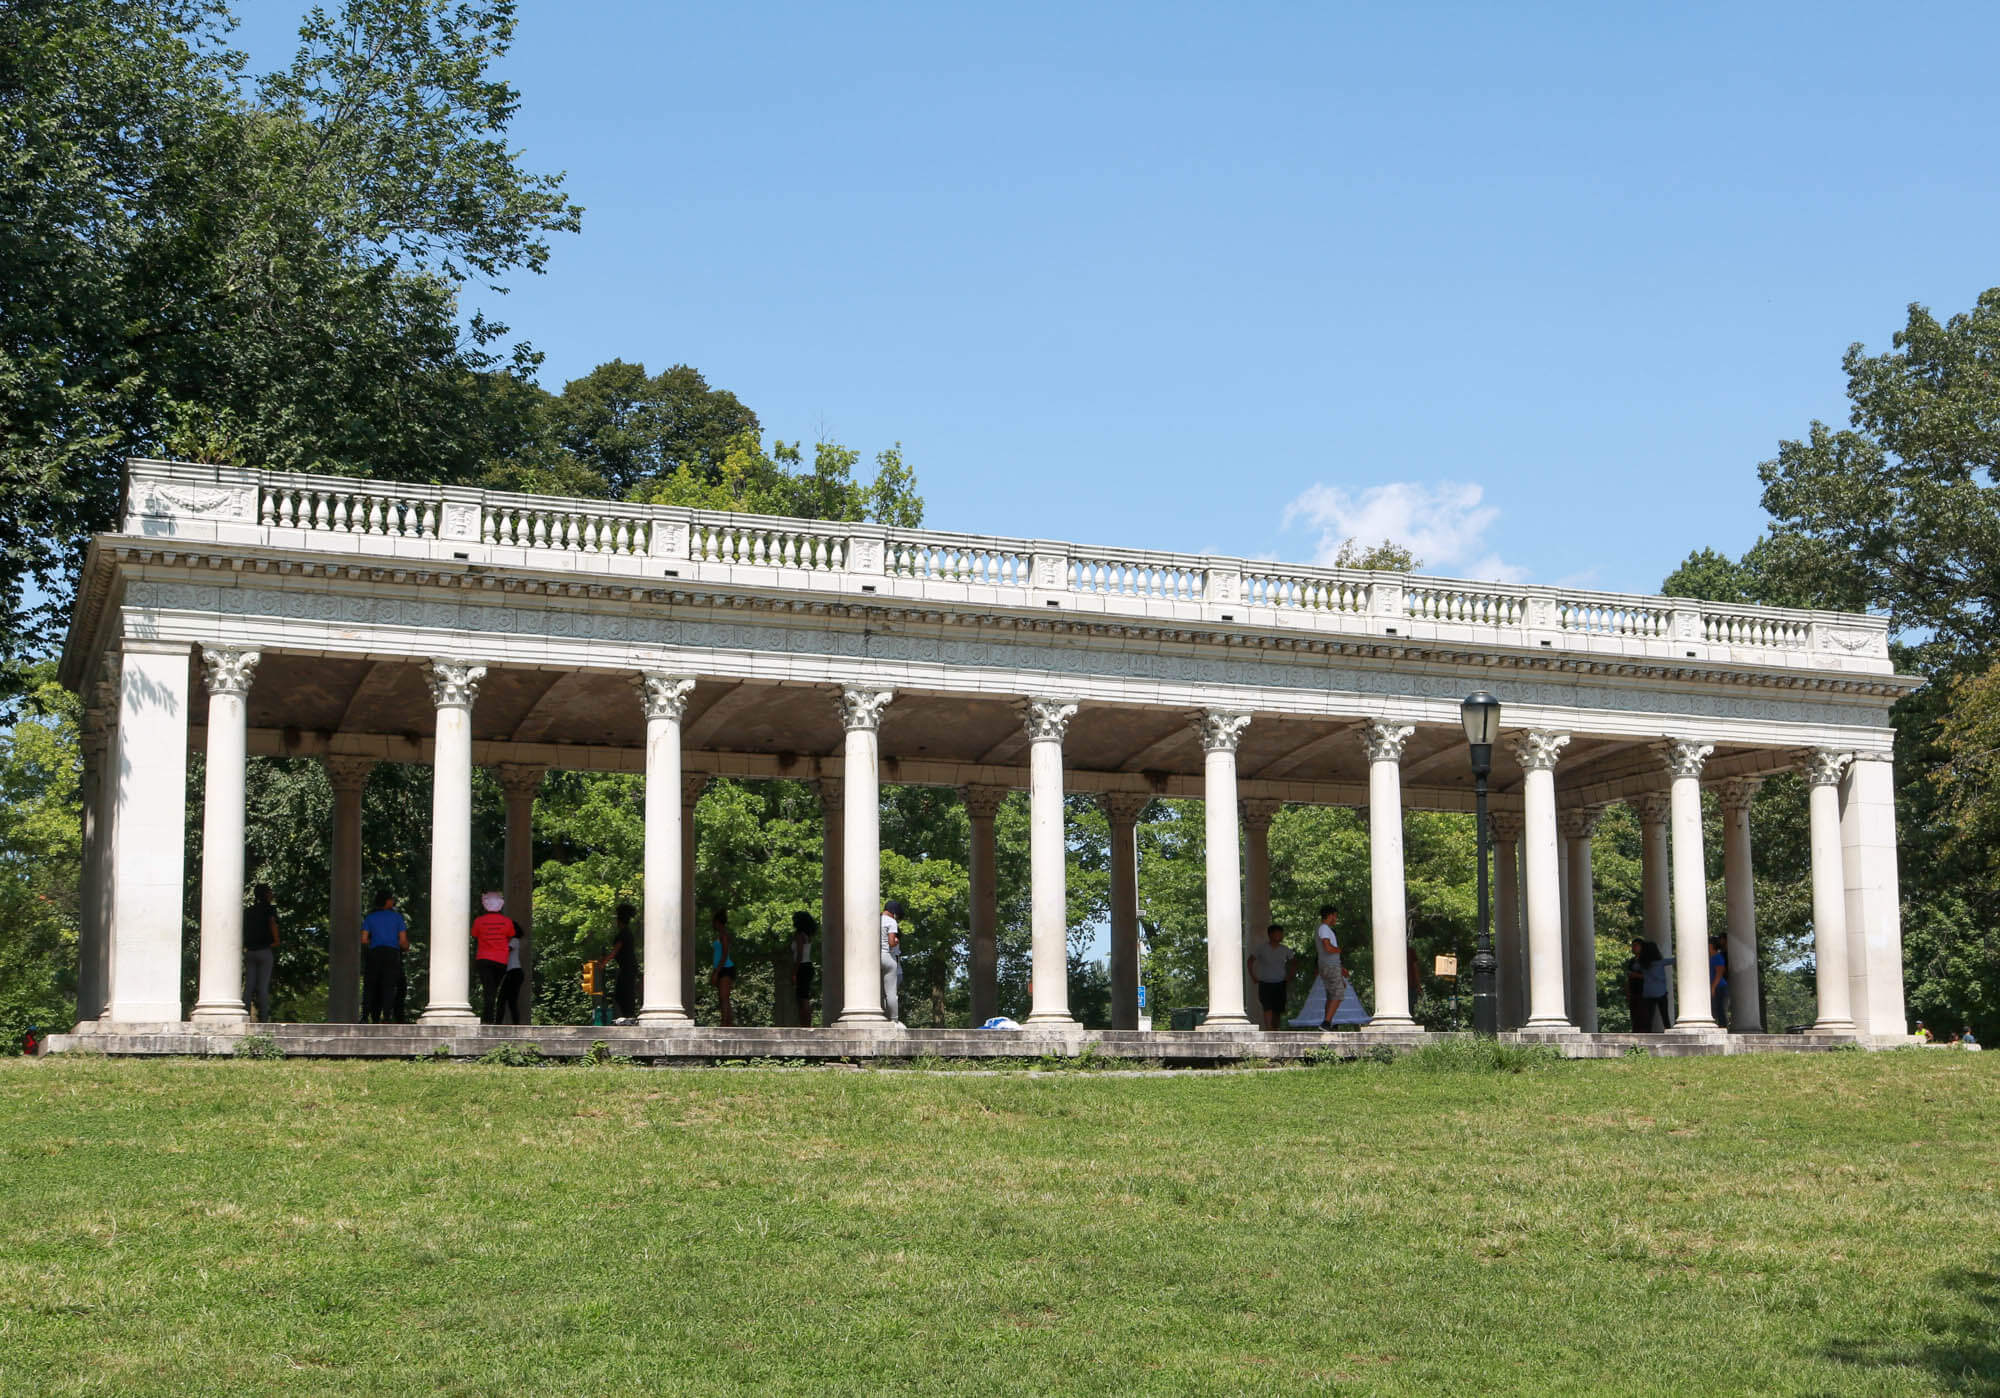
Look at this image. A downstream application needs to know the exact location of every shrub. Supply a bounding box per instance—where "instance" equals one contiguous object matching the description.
[476,1042,545,1067]
[233,1033,284,1060]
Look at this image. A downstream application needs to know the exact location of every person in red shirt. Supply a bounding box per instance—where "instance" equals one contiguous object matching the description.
[470,892,519,1025]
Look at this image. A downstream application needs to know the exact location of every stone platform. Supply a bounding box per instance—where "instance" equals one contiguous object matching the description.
[38,1021,1879,1064]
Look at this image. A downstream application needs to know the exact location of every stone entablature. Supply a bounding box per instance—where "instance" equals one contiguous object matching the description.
[102,458,1895,676]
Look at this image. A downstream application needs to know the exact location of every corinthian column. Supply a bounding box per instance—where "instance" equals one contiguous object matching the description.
[1361,721,1416,1028]
[1102,792,1149,1031]
[1024,698,1080,1026]
[1717,777,1764,1032]
[192,648,261,1022]
[837,688,894,1024]
[1511,730,1572,1029]
[1806,748,1856,1033]
[1489,811,1524,1029]
[419,660,485,1024]
[636,675,695,1025]
[1663,739,1718,1031]
[1558,807,1603,1032]
[963,785,1008,1025]
[324,756,375,1023]
[1197,710,1254,1028]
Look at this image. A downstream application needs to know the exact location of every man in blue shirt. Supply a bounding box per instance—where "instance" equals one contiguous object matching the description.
[361,892,409,1024]
[1708,936,1729,1029]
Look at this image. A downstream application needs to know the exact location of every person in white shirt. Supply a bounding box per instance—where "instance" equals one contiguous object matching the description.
[1314,905,1349,1032]
[791,910,817,1026]
[880,898,904,1022]
[1247,922,1297,1030]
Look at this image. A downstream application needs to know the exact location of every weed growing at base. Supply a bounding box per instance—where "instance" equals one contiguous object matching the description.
[0,1053,1993,1396]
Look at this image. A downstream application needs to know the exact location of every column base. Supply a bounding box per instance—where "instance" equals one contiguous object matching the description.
[1521,1017,1578,1033]
[1806,1020,1856,1035]
[637,1008,694,1028]
[1198,1013,1254,1030]
[189,1002,249,1024]
[1023,1013,1080,1029]
[836,1009,892,1027]
[418,1004,478,1025]
[1668,1019,1721,1035]
[1363,1015,1418,1031]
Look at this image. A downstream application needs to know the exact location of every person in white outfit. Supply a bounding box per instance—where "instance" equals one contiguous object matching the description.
[880,898,905,1022]
[1314,905,1349,1032]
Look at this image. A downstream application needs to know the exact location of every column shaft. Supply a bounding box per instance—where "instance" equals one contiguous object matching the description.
[837,689,892,1024]
[1718,779,1763,1032]
[1840,756,1905,1036]
[964,786,1006,1025]
[419,661,484,1024]
[192,650,258,1021]
[325,758,373,1023]
[1025,699,1078,1026]
[1514,731,1571,1029]
[1363,723,1415,1028]
[1807,750,1856,1032]
[1241,800,1280,1025]
[106,643,192,1023]
[1560,809,1601,1033]
[1104,795,1146,1030]
[1198,712,1253,1028]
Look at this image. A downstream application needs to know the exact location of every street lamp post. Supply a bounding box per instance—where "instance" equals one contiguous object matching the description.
[1462,692,1502,1035]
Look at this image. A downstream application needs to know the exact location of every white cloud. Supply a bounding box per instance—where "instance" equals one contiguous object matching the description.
[1281,481,1524,582]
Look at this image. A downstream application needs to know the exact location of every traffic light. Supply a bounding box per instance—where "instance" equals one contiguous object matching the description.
[582,960,601,996]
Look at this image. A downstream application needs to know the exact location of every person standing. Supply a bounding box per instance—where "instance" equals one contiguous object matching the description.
[710,909,738,1027]
[1247,922,1296,1031]
[470,892,517,1025]
[496,920,526,1025]
[1638,941,1674,1032]
[1623,938,1648,1033]
[361,892,408,1024]
[1313,905,1348,1032]
[880,898,905,1023]
[242,883,280,1022]
[607,903,639,1023]
[1708,936,1729,1029]
[791,910,817,1027]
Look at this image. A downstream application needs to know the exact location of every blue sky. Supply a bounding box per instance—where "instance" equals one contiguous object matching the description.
[234,1,2000,595]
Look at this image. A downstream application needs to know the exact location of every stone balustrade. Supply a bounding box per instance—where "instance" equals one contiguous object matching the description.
[122,458,1894,674]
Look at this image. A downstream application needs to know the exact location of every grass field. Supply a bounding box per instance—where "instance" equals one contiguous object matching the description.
[0,1048,1994,1397]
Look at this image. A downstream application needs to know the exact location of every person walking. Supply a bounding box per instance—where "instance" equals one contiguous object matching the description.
[1638,941,1674,1032]
[710,910,738,1026]
[242,883,280,1022]
[1247,922,1296,1031]
[1708,935,1729,1029]
[791,910,817,1027]
[880,898,905,1023]
[361,892,408,1024]
[1313,905,1348,1032]
[470,892,517,1025]
[496,920,526,1025]
[607,903,639,1023]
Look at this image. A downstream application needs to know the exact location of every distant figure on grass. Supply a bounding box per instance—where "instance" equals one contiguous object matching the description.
[1313,905,1349,1032]
[881,898,905,1022]
[361,892,408,1024]
[608,903,638,1023]
[242,883,280,1022]
[711,910,738,1026]
[791,910,817,1026]
[1708,936,1729,1028]
[471,892,519,1025]
[1623,938,1648,1032]
[496,918,526,1026]
[1637,941,1674,1032]
[1247,922,1296,1030]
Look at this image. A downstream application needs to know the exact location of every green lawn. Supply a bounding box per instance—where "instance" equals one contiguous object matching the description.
[0,1051,1994,1397]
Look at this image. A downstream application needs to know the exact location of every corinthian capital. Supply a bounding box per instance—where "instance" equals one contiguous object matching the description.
[323,756,376,793]
[1193,710,1252,753]
[1557,807,1603,841]
[1509,729,1570,773]
[1805,748,1853,787]
[961,785,1010,821]
[837,687,895,732]
[1360,720,1416,764]
[1715,776,1765,813]
[1488,810,1524,843]
[200,647,261,697]
[1629,791,1671,826]
[425,659,486,710]
[495,762,547,800]
[1240,798,1285,833]
[1099,791,1151,825]
[1661,739,1714,780]
[636,672,696,722]
[1022,697,1080,743]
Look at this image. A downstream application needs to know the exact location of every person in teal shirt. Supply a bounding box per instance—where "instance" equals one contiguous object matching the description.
[710,909,737,1026]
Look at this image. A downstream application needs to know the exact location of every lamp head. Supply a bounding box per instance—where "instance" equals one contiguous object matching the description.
[1461,691,1500,777]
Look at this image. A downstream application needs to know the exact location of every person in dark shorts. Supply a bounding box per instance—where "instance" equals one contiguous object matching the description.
[607,903,639,1022]
[470,892,518,1024]
[1623,938,1648,1032]
[1247,922,1296,1030]
[711,909,738,1026]
[361,892,408,1024]
[791,910,818,1026]
[242,883,280,1021]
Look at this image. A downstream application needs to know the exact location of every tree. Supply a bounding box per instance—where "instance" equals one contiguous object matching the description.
[548,361,759,497]
[0,0,581,704]
[0,664,81,1044]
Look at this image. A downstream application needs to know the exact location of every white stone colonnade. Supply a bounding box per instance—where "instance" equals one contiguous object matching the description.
[62,460,1918,1042]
